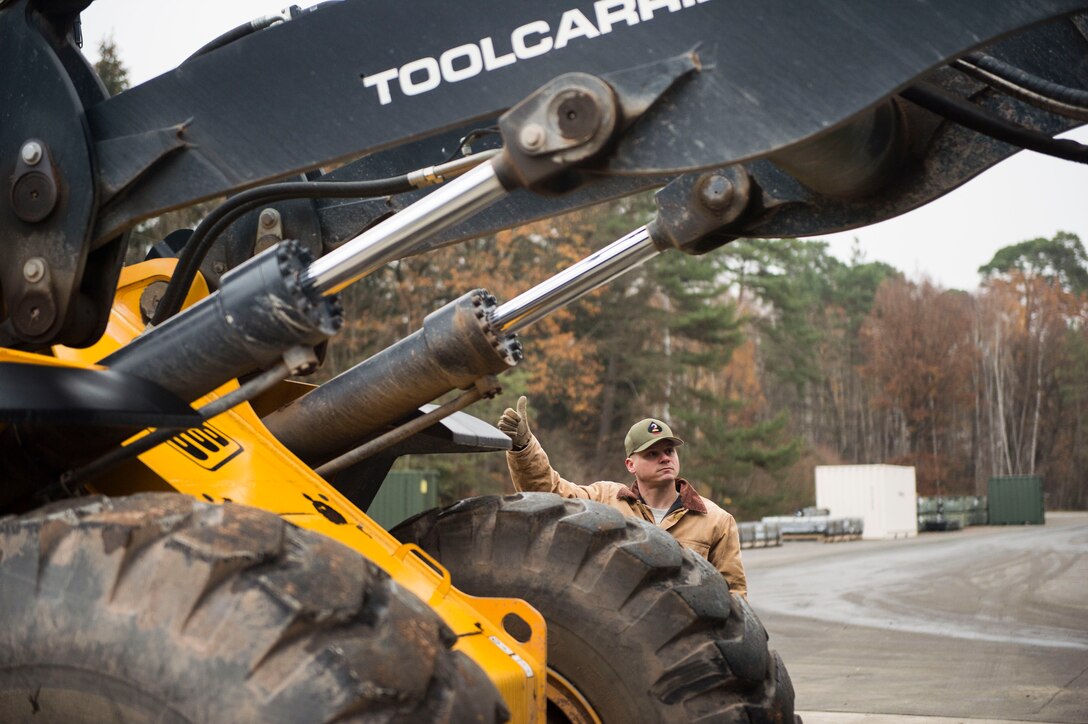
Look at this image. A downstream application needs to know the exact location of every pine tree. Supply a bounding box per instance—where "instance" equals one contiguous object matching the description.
[94,36,129,96]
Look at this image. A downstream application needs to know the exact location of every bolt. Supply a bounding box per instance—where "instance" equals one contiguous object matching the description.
[698,174,735,212]
[139,281,169,323]
[212,262,228,275]
[519,124,546,152]
[20,141,42,166]
[23,257,46,284]
[259,208,279,229]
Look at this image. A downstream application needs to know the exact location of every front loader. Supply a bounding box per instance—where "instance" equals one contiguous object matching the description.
[1,1,1087,721]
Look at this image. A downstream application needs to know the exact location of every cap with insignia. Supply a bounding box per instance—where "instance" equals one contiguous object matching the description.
[624,418,684,456]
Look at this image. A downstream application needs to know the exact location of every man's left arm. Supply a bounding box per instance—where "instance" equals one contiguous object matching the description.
[708,513,748,598]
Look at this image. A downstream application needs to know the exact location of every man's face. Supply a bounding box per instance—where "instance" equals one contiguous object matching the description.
[625,439,681,488]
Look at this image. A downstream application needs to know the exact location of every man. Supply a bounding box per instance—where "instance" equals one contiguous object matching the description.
[498,396,747,596]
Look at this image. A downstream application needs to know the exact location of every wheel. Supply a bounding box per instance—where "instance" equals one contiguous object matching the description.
[392,493,797,723]
[0,493,508,723]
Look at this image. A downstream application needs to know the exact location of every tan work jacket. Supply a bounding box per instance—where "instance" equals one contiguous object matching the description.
[507,435,748,597]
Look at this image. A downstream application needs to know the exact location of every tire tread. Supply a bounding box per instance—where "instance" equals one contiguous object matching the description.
[0,493,508,723]
[394,492,796,723]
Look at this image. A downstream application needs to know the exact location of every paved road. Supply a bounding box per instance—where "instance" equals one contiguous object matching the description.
[743,512,1088,724]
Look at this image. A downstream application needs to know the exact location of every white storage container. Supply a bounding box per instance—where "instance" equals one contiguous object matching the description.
[815,464,918,539]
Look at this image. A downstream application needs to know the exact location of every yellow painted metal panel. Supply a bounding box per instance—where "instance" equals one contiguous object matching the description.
[55,262,546,722]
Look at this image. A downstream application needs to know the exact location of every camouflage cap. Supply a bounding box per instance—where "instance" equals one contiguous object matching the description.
[624,418,684,457]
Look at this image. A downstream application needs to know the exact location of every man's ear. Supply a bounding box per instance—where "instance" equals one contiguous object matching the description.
[624,457,636,474]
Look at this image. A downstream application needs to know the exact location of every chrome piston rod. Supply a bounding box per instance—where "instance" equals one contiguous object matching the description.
[490,226,660,334]
[301,160,507,296]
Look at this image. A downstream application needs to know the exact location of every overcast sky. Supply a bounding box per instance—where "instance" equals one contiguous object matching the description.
[79,0,1088,292]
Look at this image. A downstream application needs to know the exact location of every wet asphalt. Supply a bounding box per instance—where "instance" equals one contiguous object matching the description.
[742,512,1088,724]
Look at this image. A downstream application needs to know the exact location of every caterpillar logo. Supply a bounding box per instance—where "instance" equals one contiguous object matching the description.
[168,423,243,471]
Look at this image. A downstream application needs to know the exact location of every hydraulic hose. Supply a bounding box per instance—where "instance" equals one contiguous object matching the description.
[955,52,1088,121]
[900,84,1088,164]
[151,174,415,326]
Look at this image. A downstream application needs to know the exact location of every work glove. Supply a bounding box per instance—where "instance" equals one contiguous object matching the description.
[497,395,531,450]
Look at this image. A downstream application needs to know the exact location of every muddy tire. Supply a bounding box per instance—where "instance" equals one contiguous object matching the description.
[0,493,508,723]
[393,493,797,723]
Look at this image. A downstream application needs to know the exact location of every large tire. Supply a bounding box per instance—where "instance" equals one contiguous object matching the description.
[0,493,508,723]
[393,493,797,724]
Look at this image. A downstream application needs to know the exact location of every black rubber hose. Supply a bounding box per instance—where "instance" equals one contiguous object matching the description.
[900,83,1088,164]
[184,3,344,62]
[150,175,414,325]
[964,52,1088,112]
[184,16,284,62]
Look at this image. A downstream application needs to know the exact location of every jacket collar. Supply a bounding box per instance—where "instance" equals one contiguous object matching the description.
[617,478,707,514]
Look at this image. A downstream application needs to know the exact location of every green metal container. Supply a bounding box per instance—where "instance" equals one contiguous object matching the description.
[987,476,1045,525]
[367,469,439,528]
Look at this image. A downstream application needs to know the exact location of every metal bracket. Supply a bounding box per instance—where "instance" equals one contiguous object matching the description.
[493,72,620,192]
[492,52,699,194]
[282,344,319,376]
[0,1,108,349]
[473,374,502,400]
[94,121,191,204]
[255,207,284,253]
[11,139,59,223]
[604,50,700,133]
[648,165,755,255]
